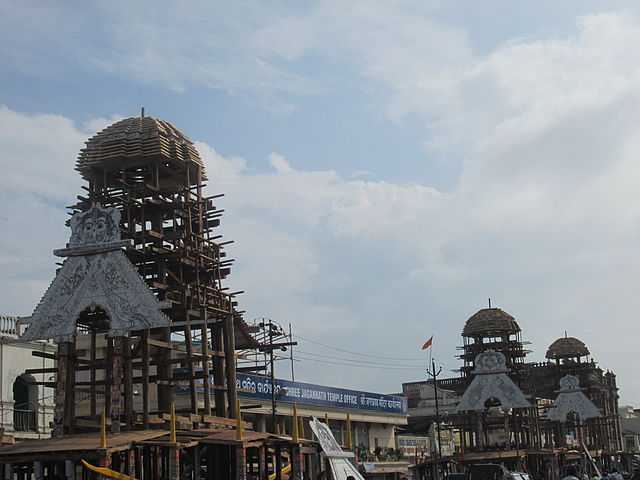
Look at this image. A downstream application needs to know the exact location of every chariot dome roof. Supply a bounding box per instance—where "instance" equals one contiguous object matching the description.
[76,115,205,180]
[462,308,521,337]
[546,336,590,360]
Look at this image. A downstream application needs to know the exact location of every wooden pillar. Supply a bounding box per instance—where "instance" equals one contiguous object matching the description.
[143,446,152,480]
[65,460,74,480]
[275,446,282,480]
[224,312,238,418]
[105,337,113,420]
[168,446,180,480]
[213,322,227,417]
[156,327,174,413]
[258,446,267,480]
[201,310,212,416]
[234,445,247,480]
[142,329,150,427]
[207,445,216,480]
[126,449,135,476]
[184,309,198,415]
[110,336,123,434]
[123,336,134,430]
[194,445,201,480]
[53,341,72,437]
[153,446,160,480]
[134,447,141,480]
[34,461,44,480]
[90,331,97,418]
[290,445,303,480]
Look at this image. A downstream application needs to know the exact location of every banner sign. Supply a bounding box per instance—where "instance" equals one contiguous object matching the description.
[235,373,407,415]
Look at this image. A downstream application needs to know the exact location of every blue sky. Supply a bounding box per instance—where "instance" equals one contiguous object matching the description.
[3,1,640,402]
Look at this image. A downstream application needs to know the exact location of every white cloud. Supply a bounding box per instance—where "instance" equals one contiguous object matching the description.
[5,6,640,400]
[269,152,294,174]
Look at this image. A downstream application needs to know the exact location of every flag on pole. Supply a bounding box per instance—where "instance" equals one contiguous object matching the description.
[421,336,433,350]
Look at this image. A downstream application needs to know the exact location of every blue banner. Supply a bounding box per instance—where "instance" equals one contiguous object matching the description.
[235,373,407,415]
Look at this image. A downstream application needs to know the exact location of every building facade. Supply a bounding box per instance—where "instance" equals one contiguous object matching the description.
[0,316,55,441]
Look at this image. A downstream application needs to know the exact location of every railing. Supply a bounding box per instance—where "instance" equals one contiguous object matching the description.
[0,315,19,337]
[13,408,37,432]
[0,403,54,435]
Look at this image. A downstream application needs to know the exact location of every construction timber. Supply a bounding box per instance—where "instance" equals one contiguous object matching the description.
[0,114,322,479]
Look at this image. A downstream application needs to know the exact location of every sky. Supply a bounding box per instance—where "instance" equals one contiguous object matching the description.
[2,1,640,402]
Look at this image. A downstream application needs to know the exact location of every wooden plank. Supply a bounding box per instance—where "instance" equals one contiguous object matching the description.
[24,367,57,375]
[146,337,224,357]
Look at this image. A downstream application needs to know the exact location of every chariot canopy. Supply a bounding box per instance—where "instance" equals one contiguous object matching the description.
[21,205,171,342]
[546,374,601,422]
[457,350,531,412]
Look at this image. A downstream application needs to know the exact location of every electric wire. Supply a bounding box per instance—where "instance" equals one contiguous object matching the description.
[293,355,425,371]
[296,349,427,367]
[293,333,429,362]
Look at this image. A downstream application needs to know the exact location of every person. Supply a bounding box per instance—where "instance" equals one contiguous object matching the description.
[563,466,581,480]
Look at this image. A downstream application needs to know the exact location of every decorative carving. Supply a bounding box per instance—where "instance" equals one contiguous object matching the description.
[546,375,601,422]
[21,206,171,341]
[457,351,531,412]
[54,205,131,258]
[69,206,121,246]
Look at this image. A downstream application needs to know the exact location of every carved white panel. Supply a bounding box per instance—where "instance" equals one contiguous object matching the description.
[21,206,171,341]
[457,351,531,412]
[546,375,601,422]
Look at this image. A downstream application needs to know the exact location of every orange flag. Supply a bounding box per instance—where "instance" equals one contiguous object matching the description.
[421,336,433,350]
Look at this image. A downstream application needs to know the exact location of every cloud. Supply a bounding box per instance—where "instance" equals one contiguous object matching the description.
[269,153,294,174]
[4,7,640,401]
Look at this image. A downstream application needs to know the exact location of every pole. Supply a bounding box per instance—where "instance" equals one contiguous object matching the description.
[289,323,295,382]
[430,358,443,480]
[270,319,277,433]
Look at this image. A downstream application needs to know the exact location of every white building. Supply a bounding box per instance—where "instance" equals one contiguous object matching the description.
[0,316,55,440]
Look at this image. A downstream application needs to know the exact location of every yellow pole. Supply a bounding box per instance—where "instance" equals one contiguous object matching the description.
[324,412,329,424]
[169,402,177,443]
[346,413,353,450]
[236,399,244,441]
[292,403,299,443]
[100,407,107,449]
